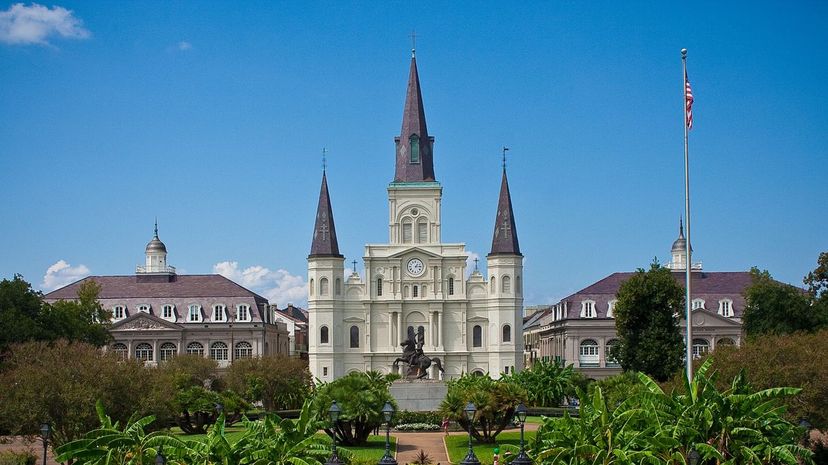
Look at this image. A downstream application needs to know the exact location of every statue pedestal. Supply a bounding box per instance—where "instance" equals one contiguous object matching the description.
[389,379,447,412]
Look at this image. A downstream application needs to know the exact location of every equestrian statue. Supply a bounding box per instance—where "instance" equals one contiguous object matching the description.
[392,334,444,379]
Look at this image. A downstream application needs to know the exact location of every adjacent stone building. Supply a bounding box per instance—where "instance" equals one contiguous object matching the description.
[524,223,746,379]
[272,304,309,359]
[307,52,525,382]
[44,224,290,366]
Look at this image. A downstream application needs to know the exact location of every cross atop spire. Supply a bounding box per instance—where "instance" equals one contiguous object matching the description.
[322,147,328,173]
[410,30,417,57]
[501,146,510,170]
[393,52,436,183]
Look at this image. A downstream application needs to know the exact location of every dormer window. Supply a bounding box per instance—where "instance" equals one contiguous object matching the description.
[212,304,226,322]
[187,304,202,322]
[692,298,706,310]
[409,134,420,163]
[580,300,596,318]
[236,304,251,322]
[113,305,126,320]
[718,299,733,317]
[161,304,175,320]
[137,304,150,314]
[607,300,617,318]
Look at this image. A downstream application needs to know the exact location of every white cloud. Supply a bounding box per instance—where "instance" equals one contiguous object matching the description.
[0,3,90,46]
[214,261,307,308]
[41,259,90,291]
[177,41,191,51]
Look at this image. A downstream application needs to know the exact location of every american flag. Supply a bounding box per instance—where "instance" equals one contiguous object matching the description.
[685,70,694,130]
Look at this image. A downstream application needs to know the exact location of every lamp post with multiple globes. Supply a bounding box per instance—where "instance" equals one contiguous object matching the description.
[459,402,481,465]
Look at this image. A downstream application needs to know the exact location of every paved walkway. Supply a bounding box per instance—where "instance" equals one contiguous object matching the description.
[394,423,539,465]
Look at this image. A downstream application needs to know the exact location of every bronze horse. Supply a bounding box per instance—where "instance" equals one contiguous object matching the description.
[392,338,444,379]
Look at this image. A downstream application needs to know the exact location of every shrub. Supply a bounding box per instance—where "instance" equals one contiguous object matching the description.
[0,451,36,465]
[313,371,397,446]
[393,410,441,426]
[223,355,311,411]
[503,360,587,407]
[439,373,526,443]
[394,423,441,431]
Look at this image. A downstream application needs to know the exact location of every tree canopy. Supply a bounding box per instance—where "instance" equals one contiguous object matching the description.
[742,267,816,337]
[611,262,684,382]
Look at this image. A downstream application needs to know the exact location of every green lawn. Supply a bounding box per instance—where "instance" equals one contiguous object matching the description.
[169,425,249,443]
[445,432,535,465]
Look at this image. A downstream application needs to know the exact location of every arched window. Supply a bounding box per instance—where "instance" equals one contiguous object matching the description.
[409,134,420,163]
[162,304,175,320]
[403,285,409,298]
[502,276,511,293]
[309,278,314,296]
[335,278,341,296]
[418,326,425,344]
[210,342,228,361]
[417,218,428,243]
[490,276,496,293]
[718,299,733,317]
[692,338,709,359]
[212,304,226,322]
[159,342,177,361]
[717,337,736,347]
[605,339,620,367]
[112,305,126,320]
[377,277,383,296]
[187,304,202,322]
[350,325,360,348]
[320,278,329,296]
[578,339,599,367]
[471,370,484,377]
[137,304,150,313]
[472,325,482,347]
[320,326,329,344]
[135,343,153,362]
[580,300,596,318]
[186,342,204,356]
[402,220,413,243]
[407,326,416,341]
[448,277,455,296]
[502,324,511,343]
[692,298,706,310]
[111,343,127,360]
[235,341,253,359]
[413,285,419,298]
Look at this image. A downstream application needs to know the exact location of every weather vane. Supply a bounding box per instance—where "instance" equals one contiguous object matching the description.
[501,146,510,169]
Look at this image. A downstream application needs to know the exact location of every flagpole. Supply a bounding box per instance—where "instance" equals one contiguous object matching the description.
[682,48,693,384]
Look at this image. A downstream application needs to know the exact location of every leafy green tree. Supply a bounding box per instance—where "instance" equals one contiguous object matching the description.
[313,371,396,446]
[803,251,828,299]
[439,373,527,443]
[502,360,586,407]
[0,275,43,356]
[611,262,684,382]
[223,355,311,411]
[743,267,817,337]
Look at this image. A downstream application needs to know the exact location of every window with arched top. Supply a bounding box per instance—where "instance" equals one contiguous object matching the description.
[135,343,153,362]
[236,304,250,322]
[335,278,341,296]
[502,324,511,343]
[605,339,620,367]
[413,285,419,298]
[188,304,202,322]
[692,338,709,359]
[502,276,511,293]
[377,277,383,296]
[409,134,420,163]
[402,220,413,243]
[472,325,482,347]
[235,341,253,359]
[718,299,733,317]
[350,325,360,348]
[717,337,736,347]
[578,339,599,367]
[692,298,706,310]
[320,326,329,344]
[309,279,314,296]
[448,277,455,296]
[580,300,596,318]
[159,342,177,361]
[186,342,204,356]
[111,343,128,360]
[418,326,425,344]
[319,278,329,295]
[417,218,428,243]
[210,342,228,361]
[490,276,496,293]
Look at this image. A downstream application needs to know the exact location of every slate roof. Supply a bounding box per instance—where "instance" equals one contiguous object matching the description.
[44,274,268,304]
[489,169,521,256]
[394,55,435,183]
[308,171,343,258]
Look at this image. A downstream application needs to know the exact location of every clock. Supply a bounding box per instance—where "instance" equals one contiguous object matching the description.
[407,258,425,276]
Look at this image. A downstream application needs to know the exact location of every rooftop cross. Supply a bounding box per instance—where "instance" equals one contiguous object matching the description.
[501,146,510,170]
[352,259,357,273]
[322,147,328,172]
[410,30,417,57]
[474,258,479,271]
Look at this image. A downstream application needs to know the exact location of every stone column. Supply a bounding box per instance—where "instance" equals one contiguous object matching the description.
[437,311,443,350]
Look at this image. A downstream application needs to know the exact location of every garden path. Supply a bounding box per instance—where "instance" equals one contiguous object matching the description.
[394,424,539,465]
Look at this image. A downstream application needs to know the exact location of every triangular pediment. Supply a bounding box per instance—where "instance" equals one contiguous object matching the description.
[111,312,182,331]
[468,315,489,322]
[681,309,741,327]
[388,247,443,259]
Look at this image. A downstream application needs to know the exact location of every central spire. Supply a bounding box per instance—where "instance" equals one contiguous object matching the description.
[394,54,435,183]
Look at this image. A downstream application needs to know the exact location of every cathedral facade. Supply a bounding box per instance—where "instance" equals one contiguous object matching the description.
[307,53,524,381]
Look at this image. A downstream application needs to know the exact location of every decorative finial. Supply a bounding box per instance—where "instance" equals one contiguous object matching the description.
[681,48,687,58]
[679,216,684,236]
[410,30,417,57]
[322,147,327,173]
[501,146,510,170]
[154,217,158,238]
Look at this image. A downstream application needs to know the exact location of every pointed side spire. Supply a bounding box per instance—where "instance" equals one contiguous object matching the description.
[489,168,521,256]
[394,55,435,183]
[309,172,342,258]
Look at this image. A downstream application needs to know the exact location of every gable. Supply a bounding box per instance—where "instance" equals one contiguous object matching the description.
[110,312,182,331]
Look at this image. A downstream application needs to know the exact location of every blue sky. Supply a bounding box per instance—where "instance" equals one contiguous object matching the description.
[1,1,826,307]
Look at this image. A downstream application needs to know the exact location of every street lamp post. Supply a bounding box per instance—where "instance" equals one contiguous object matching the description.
[155,446,167,465]
[326,400,342,465]
[378,402,397,465]
[799,418,813,448]
[39,423,50,465]
[511,403,531,465]
[460,402,481,465]
[687,449,700,465]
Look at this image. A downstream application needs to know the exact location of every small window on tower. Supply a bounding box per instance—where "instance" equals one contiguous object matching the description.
[417,219,427,243]
[409,134,420,163]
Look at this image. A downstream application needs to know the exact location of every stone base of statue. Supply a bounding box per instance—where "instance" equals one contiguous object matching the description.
[389,379,448,412]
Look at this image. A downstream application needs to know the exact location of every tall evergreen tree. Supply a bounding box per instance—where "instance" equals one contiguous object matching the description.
[611,261,684,382]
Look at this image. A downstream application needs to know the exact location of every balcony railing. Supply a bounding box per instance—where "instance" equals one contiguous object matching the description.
[135,265,176,273]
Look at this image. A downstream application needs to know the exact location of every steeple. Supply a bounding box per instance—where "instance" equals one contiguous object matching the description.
[309,171,342,258]
[137,219,174,275]
[489,168,521,256]
[394,55,435,183]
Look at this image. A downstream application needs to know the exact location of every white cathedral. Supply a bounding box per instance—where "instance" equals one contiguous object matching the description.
[307,53,524,381]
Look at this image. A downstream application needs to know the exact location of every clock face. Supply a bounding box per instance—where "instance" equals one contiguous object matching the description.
[407,258,425,276]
